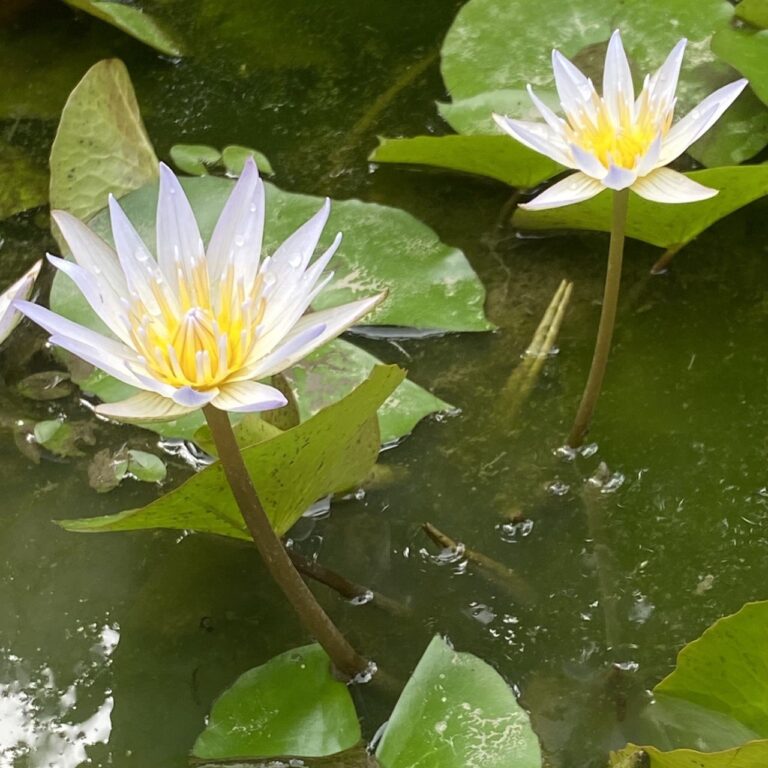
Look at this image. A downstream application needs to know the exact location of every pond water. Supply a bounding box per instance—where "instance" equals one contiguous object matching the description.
[1,1,767,767]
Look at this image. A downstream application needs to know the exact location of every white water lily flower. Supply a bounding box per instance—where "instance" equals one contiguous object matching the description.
[16,159,385,420]
[493,30,748,210]
[0,260,41,345]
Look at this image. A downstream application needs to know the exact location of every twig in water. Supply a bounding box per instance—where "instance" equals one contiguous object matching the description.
[422,522,537,605]
[288,550,411,619]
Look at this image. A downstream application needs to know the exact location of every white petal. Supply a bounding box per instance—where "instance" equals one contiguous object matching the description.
[14,299,154,392]
[171,386,218,408]
[0,261,40,344]
[631,167,718,203]
[212,381,288,413]
[658,79,748,165]
[270,198,331,285]
[244,293,386,380]
[51,211,126,297]
[519,172,604,210]
[526,85,567,133]
[570,144,607,179]
[95,391,196,422]
[492,114,573,167]
[635,132,663,177]
[108,195,171,318]
[645,38,686,116]
[551,50,600,125]
[602,164,637,190]
[603,30,634,124]
[206,156,265,288]
[258,232,342,350]
[46,254,131,343]
[156,163,205,290]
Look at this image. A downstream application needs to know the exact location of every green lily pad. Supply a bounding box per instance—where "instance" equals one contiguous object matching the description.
[736,0,768,28]
[281,339,451,446]
[192,644,360,761]
[49,58,159,222]
[63,1,182,56]
[612,601,768,767]
[0,141,48,219]
[712,28,768,107]
[126,449,166,483]
[375,635,542,768]
[169,144,221,176]
[222,144,274,176]
[58,365,403,538]
[370,135,561,189]
[439,0,768,166]
[512,165,768,251]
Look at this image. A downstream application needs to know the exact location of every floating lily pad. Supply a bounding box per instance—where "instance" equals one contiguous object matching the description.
[221,144,274,176]
[49,59,159,222]
[735,0,768,28]
[439,0,768,166]
[63,0,182,56]
[281,339,451,446]
[168,144,221,176]
[512,165,768,251]
[712,28,768,107]
[192,644,360,761]
[126,449,166,483]
[612,601,768,767]
[58,365,403,538]
[376,635,542,768]
[370,135,560,189]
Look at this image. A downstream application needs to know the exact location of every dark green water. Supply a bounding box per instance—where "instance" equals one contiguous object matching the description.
[1,1,767,766]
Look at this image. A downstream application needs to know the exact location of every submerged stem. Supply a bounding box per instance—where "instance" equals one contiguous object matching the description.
[202,405,369,680]
[567,188,630,448]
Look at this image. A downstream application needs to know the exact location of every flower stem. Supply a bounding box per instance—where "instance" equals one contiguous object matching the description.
[202,405,369,680]
[567,188,630,448]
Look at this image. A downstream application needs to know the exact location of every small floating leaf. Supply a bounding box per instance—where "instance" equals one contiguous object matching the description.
[192,644,360,760]
[221,144,274,176]
[735,0,768,28]
[88,448,129,493]
[17,371,73,401]
[126,450,166,483]
[169,144,221,176]
[376,635,542,768]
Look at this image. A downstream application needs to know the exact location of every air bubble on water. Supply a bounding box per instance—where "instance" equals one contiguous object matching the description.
[349,590,374,606]
[546,479,570,496]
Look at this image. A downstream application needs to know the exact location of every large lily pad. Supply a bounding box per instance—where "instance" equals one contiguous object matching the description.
[369,135,561,189]
[612,601,768,767]
[63,1,182,56]
[281,339,451,447]
[712,28,768,107]
[58,365,403,538]
[192,644,360,760]
[439,0,768,166]
[512,165,768,251]
[375,635,542,768]
[49,173,482,443]
[49,59,158,221]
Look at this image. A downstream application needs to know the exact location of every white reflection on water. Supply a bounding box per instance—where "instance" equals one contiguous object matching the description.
[0,622,118,767]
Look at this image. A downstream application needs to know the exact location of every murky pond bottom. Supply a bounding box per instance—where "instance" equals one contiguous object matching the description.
[1,2,768,766]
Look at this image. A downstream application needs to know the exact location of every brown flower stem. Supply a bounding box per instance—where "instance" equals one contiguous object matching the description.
[567,188,630,448]
[203,405,369,681]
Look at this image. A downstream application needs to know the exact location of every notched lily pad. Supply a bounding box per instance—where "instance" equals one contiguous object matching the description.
[17,371,73,401]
